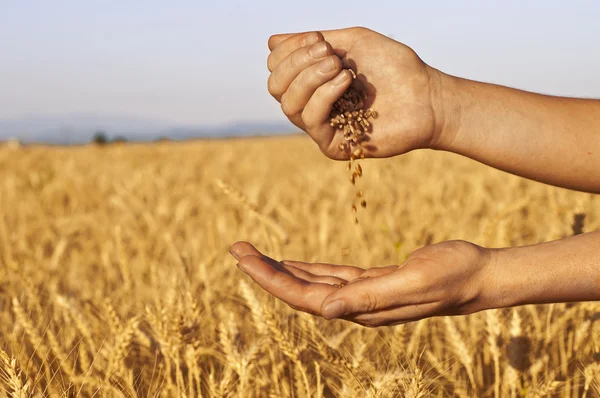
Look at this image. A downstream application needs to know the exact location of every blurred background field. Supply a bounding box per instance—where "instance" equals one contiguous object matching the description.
[1,135,599,397]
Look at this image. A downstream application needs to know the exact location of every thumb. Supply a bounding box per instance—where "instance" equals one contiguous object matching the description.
[319,274,397,320]
[268,33,294,50]
[268,28,363,52]
[320,260,423,320]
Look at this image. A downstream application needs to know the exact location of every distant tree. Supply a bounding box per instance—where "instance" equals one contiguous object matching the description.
[92,131,108,145]
[155,136,171,142]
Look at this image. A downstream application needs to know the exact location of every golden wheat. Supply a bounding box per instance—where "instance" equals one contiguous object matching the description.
[0,135,598,397]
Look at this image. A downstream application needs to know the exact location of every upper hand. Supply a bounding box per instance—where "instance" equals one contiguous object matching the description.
[230,240,492,327]
[266,27,448,159]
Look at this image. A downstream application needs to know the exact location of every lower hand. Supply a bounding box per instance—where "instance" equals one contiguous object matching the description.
[229,240,492,327]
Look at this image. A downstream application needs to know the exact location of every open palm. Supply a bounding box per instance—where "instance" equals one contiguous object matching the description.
[230,240,491,327]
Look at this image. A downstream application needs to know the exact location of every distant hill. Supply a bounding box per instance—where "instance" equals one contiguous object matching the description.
[0,113,297,144]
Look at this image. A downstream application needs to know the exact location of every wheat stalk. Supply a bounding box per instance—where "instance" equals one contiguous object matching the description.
[443,317,476,390]
[215,178,289,243]
[1,135,598,397]
[0,348,32,398]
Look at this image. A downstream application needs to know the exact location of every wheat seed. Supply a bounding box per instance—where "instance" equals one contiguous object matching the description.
[329,67,377,224]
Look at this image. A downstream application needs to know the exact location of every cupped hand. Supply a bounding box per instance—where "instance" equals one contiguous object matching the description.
[266,27,448,159]
[229,240,492,327]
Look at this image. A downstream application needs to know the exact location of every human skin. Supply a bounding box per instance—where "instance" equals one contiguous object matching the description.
[230,27,600,327]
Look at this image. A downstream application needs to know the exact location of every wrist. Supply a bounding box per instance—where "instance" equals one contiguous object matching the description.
[479,248,523,310]
[471,246,520,313]
[478,246,554,311]
[425,66,463,152]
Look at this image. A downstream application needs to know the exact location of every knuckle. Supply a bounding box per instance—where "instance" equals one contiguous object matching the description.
[358,290,378,312]
[312,31,325,44]
[280,96,297,117]
[350,26,370,35]
[429,240,483,262]
[300,109,314,129]
[330,54,342,71]
[409,268,429,289]
[267,35,279,51]
[289,51,300,70]
[444,239,473,252]
[267,53,276,72]
[267,75,280,97]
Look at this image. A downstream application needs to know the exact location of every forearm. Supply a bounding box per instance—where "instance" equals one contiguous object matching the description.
[435,71,600,193]
[484,231,600,309]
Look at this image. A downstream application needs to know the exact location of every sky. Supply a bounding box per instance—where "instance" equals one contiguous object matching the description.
[1,0,599,128]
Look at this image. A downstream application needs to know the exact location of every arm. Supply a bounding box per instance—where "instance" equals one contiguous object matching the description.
[487,231,600,308]
[434,72,600,193]
[230,235,600,327]
[236,29,600,327]
[266,27,600,192]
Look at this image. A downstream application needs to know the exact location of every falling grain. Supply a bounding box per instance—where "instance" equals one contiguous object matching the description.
[329,67,377,224]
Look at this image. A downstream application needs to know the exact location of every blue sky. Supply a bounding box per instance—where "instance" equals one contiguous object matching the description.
[1,1,599,127]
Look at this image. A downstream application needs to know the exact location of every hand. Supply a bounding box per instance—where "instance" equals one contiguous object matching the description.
[266,27,449,159]
[229,240,492,327]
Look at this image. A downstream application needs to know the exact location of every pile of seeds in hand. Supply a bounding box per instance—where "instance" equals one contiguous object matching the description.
[329,68,377,224]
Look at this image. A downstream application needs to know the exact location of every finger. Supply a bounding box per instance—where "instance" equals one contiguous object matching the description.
[365,265,399,273]
[237,255,338,315]
[280,55,342,118]
[268,41,334,101]
[344,301,443,327]
[300,69,353,151]
[267,31,323,72]
[281,264,348,285]
[269,28,365,52]
[231,241,295,277]
[320,269,426,319]
[268,33,295,50]
[345,266,398,286]
[352,266,399,281]
[230,241,346,284]
[230,241,264,261]
[230,241,284,267]
[281,260,364,281]
[230,241,291,276]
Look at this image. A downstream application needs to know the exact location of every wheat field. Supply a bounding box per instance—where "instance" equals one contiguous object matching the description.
[0,135,599,397]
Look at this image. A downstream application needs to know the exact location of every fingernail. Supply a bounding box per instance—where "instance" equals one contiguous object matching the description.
[332,70,350,86]
[319,57,336,73]
[229,249,240,261]
[302,32,319,46]
[309,42,328,59]
[322,300,346,320]
[236,262,247,273]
